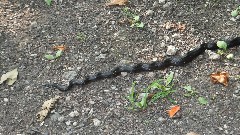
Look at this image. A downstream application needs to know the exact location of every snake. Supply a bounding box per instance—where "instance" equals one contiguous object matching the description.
[44,37,240,91]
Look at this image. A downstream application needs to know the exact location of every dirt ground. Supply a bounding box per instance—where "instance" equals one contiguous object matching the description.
[0,0,240,134]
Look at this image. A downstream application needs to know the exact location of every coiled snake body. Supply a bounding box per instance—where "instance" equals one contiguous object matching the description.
[45,37,240,91]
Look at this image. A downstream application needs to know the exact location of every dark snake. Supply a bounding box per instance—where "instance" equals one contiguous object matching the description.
[44,37,240,91]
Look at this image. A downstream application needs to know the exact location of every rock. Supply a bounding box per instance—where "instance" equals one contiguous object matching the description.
[186,132,199,135]
[121,72,128,77]
[58,116,65,122]
[69,111,79,118]
[159,0,166,3]
[93,118,101,126]
[136,75,143,81]
[63,71,77,81]
[51,112,61,121]
[89,100,95,105]
[166,45,177,55]
[146,10,154,16]
[3,98,8,102]
[30,21,37,29]
[172,33,181,38]
[65,121,71,126]
[207,50,220,60]
[72,122,78,126]
[158,117,165,122]
[163,2,172,8]
[147,72,155,78]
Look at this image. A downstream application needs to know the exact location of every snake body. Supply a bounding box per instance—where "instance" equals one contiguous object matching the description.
[45,37,240,91]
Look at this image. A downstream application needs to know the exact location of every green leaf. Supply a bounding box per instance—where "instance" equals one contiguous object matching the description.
[136,22,144,28]
[231,10,239,17]
[198,97,208,105]
[44,54,55,60]
[45,0,52,6]
[165,72,174,86]
[217,41,227,50]
[55,50,62,58]
[133,15,140,21]
[139,93,148,109]
[226,53,234,59]
[183,85,192,91]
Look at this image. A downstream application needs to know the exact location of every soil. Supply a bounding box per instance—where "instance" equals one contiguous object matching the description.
[0,0,240,134]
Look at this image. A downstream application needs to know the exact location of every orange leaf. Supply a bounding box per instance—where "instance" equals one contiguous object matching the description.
[210,71,229,86]
[52,45,66,51]
[167,105,180,118]
[106,0,128,6]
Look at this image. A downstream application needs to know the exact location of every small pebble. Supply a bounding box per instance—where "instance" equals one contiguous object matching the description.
[58,116,65,122]
[158,117,165,122]
[69,111,79,118]
[159,0,166,3]
[89,100,95,105]
[121,72,128,77]
[65,121,71,126]
[93,118,101,126]
[3,98,8,102]
[72,122,78,126]
[146,10,154,16]
[166,45,177,55]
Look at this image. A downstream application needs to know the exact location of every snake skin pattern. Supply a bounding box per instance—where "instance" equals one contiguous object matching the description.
[44,37,240,91]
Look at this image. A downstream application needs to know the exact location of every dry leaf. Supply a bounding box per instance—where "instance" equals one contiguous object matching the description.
[106,0,128,6]
[52,45,66,51]
[210,71,229,86]
[0,68,18,85]
[36,96,61,122]
[176,22,186,32]
[167,105,180,118]
[161,21,186,32]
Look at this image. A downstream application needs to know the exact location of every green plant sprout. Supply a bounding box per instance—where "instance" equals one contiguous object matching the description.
[183,85,199,97]
[122,7,144,28]
[126,72,176,111]
[216,41,235,59]
[76,32,86,42]
[198,97,208,105]
[44,0,52,6]
[231,5,240,17]
[44,50,62,60]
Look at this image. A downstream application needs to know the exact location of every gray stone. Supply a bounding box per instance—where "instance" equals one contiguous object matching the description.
[207,50,220,60]
[93,118,101,126]
[146,10,154,16]
[166,45,177,55]
[159,0,166,3]
[69,111,79,118]
[63,71,77,81]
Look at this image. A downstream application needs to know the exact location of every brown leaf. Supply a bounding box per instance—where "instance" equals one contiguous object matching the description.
[36,96,61,122]
[161,21,186,32]
[52,45,66,51]
[210,71,229,86]
[176,22,186,32]
[167,105,180,118]
[106,0,128,6]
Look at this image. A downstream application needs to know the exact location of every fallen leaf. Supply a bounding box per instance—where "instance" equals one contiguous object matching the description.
[36,96,61,122]
[210,71,229,86]
[161,21,186,32]
[176,22,186,32]
[198,97,208,105]
[0,68,18,85]
[106,0,128,6]
[167,105,180,118]
[52,45,66,51]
